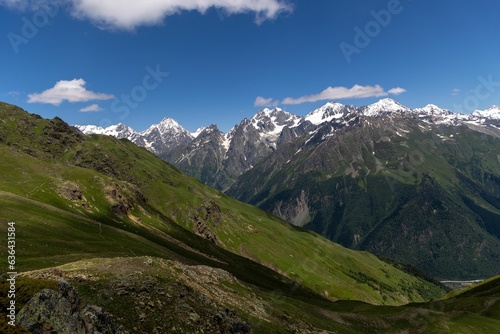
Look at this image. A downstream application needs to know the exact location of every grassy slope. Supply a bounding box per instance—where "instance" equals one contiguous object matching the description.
[0,102,444,306]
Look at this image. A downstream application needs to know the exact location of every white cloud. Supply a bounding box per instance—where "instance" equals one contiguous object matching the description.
[1,0,291,29]
[388,87,406,95]
[281,84,406,105]
[80,103,104,112]
[451,88,461,96]
[28,79,114,106]
[254,96,280,107]
[69,0,292,30]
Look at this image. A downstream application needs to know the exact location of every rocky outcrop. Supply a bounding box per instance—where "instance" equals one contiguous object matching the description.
[192,199,223,244]
[17,280,124,334]
[57,182,93,211]
[213,308,251,334]
[105,182,146,217]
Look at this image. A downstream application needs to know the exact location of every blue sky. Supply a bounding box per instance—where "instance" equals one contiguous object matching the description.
[1,0,499,132]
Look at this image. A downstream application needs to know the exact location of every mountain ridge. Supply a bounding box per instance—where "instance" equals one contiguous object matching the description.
[75,98,500,190]
[76,98,500,143]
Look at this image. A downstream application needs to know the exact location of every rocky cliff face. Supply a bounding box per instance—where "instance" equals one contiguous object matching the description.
[17,280,123,334]
[163,124,228,189]
[162,108,308,190]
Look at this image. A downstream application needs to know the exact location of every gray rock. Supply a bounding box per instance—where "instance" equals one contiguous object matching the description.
[17,279,123,334]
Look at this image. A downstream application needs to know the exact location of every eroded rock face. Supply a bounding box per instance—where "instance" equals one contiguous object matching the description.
[17,280,124,334]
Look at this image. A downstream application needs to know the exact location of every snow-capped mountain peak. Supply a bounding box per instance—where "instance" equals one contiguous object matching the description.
[252,107,295,124]
[318,101,345,111]
[161,117,182,126]
[362,98,410,116]
[250,107,301,136]
[142,117,187,136]
[75,124,104,134]
[472,105,500,120]
[257,107,283,116]
[75,123,138,139]
[420,104,443,112]
[414,104,451,116]
[305,102,348,125]
[137,117,193,155]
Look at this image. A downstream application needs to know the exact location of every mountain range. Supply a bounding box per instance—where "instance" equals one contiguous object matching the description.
[76,99,500,280]
[76,99,500,191]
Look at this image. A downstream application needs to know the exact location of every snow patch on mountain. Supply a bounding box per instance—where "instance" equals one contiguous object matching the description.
[222,133,231,151]
[191,127,206,138]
